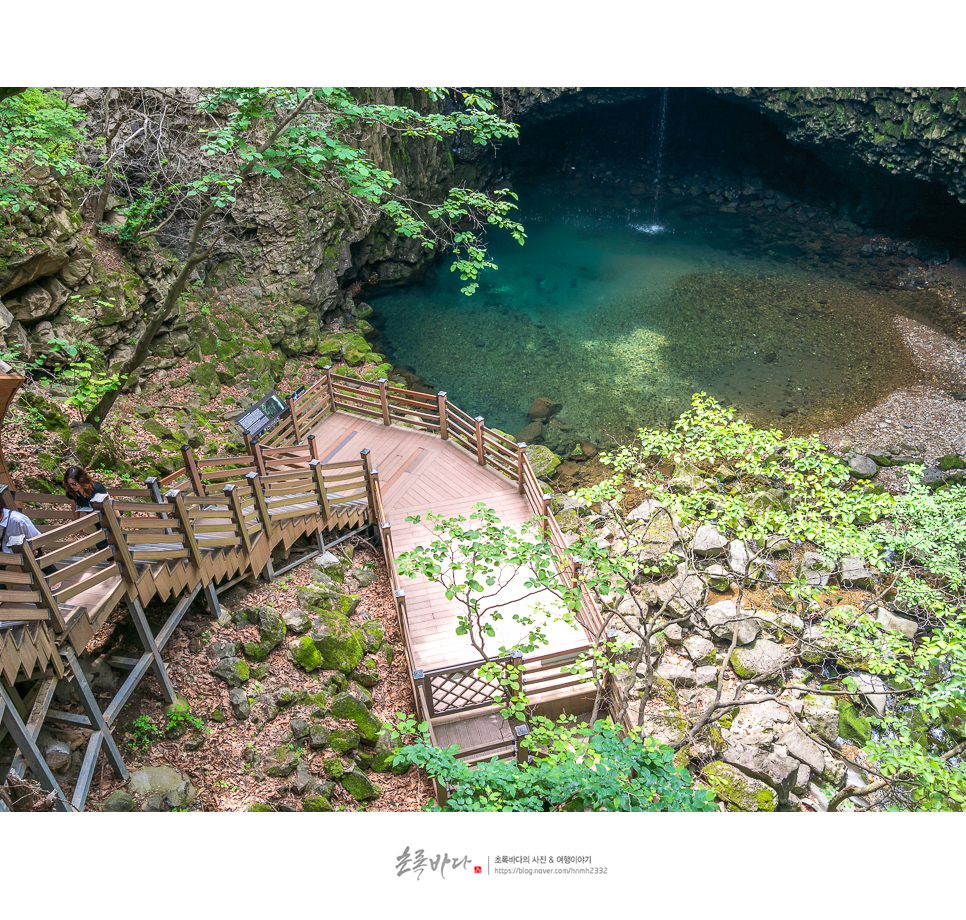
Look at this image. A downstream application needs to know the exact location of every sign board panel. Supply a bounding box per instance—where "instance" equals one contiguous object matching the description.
[237,392,288,439]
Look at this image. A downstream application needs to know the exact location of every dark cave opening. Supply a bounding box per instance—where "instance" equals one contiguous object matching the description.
[499,89,966,258]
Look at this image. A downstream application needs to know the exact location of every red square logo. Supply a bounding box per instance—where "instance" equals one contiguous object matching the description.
[474,866,482,874]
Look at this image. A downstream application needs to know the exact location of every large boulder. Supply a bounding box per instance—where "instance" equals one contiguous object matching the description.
[702,600,761,645]
[306,607,365,674]
[730,638,792,680]
[692,524,728,557]
[656,566,706,616]
[728,699,795,744]
[838,701,873,745]
[727,539,755,576]
[288,635,322,672]
[526,397,562,420]
[703,761,777,812]
[341,767,379,802]
[264,745,300,778]
[684,635,716,667]
[798,551,832,587]
[210,656,250,687]
[848,455,878,480]
[128,766,197,810]
[840,556,874,591]
[780,727,826,773]
[655,663,697,688]
[330,691,383,744]
[803,693,840,743]
[243,607,287,662]
[721,741,799,802]
[875,606,918,640]
[850,672,888,718]
[525,444,562,479]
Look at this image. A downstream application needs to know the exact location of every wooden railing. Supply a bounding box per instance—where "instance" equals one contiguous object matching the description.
[413,654,519,719]
[0,451,371,643]
[3,364,608,729]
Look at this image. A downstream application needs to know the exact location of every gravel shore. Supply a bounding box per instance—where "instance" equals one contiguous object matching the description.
[818,312,966,464]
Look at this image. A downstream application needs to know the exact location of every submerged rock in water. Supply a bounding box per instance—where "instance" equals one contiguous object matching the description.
[515,420,544,443]
[527,396,562,420]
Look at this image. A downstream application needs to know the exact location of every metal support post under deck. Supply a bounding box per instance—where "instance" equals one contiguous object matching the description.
[0,681,71,812]
[62,647,129,808]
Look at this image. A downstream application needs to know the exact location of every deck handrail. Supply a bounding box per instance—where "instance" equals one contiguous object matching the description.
[2,363,618,803]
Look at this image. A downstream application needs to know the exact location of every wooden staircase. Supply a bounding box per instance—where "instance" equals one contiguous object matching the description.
[1,364,619,810]
[0,435,374,810]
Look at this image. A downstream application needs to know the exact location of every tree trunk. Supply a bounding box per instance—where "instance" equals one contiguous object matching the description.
[91,90,120,227]
[84,237,210,427]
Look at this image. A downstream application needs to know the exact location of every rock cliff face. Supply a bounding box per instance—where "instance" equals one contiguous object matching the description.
[0,162,153,369]
[60,87,482,322]
[714,88,966,205]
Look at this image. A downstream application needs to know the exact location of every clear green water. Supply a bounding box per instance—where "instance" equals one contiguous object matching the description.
[371,180,921,452]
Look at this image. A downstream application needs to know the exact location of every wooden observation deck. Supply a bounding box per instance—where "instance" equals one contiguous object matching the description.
[0,367,614,810]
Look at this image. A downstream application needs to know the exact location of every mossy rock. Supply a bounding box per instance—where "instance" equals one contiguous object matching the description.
[323,757,345,779]
[703,762,777,812]
[349,657,381,688]
[303,689,329,716]
[163,696,194,739]
[209,656,250,687]
[190,361,220,398]
[333,594,360,618]
[100,790,137,812]
[18,390,70,446]
[650,673,681,711]
[303,794,334,812]
[941,698,966,741]
[288,635,322,672]
[903,707,931,748]
[359,618,385,654]
[341,334,371,366]
[371,729,408,775]
[317,335,343,358]
[330,692,382,743]
[837,701,872,745]
[335,366,362,381]
[525,444,562,479]
[243,608,287,661]
[308,607,365,674]
[73,424,103,466]
[329,728,361,754]
[309,723,331,749]
[212,317,234,341]
[264,745,299,778]
[341,768,379,802]
[246,803,275,812]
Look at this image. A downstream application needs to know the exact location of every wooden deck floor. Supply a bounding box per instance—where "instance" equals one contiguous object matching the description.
[309,411,587,672]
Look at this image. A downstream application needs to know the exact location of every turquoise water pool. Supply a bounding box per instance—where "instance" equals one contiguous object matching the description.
[370,180,922,453]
